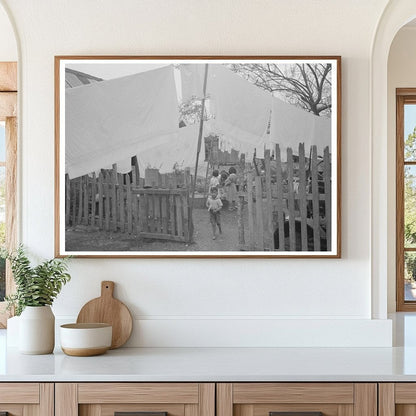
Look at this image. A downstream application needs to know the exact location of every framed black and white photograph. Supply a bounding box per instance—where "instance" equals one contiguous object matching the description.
[55,56,341,258]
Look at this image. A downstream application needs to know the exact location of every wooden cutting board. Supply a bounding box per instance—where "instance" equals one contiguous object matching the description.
[76,281,133,349]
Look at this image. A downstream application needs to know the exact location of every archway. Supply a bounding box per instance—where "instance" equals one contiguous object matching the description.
[371,1,416,319]
[0,0,18,327]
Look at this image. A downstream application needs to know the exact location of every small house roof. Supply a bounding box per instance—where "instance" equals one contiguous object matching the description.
[65,68,103,89]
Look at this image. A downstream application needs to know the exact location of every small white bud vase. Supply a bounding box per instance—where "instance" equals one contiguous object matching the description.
[18,306,55,354]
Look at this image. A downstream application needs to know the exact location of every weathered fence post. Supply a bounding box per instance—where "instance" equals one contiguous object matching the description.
[131,155,140,185]
[324,146,331,251]
[134,190,140,235]
[149,193,155,233]
[311,145,320,250]
[65,174,70,227]
[82,175,88,226]
[91,172,96,227]
[169,191,175,236]
[298,143,308,251]
[238,194,245,250]
[154,193,161,233]
[71,177,76,227]
[175,194,183,238]
[77,176,83,225]
[246,171,255,250]
[138,190,146,233]
[118,173,125,233]
[111,164,118,232]
[104,171,110,231]
[287,147,296,251]
[126,175,133,234]
[161,194,168,235]
[183,193,190,242]
[184,167,191,191]
[98,171,104,229]
[275,144,285,251]
[264,149,274,250]
[254,175,264,250]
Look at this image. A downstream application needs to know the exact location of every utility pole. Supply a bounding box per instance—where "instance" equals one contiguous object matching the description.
[189,64,209,238]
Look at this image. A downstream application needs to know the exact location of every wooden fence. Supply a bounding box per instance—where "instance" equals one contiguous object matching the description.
[205,135,242,166]
[65,164,192,243]
[136,188,190,242]
[65,144,330,250]
[238,143,331,252]
[145,167,191,189]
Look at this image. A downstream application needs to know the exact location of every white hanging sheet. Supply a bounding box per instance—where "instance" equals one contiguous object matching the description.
[209,65,271,148]
[180,64,206,101]
[180,64,271,149]
[270,96,331,155]
[65,65,179,179]
[136,123,210,174]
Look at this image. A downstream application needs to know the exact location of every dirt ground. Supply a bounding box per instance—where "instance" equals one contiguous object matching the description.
[65,207,247,252]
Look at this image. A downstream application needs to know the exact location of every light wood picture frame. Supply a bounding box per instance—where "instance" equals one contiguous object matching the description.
[396,88,416,310]
[55,56,341,258]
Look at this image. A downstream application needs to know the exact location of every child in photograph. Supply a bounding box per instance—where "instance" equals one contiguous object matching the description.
[206,186,223,240]
[225,166,238,211]
[208,169,220,193]
[219,170,228,200]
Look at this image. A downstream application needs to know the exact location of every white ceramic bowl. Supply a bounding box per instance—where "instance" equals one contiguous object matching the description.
[60,323,112,356]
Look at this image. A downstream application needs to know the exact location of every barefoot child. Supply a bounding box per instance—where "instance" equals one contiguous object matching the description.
[206,186,223,240]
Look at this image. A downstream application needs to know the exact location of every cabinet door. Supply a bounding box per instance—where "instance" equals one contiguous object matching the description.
[217,383,377,416]
[55,383,215,416]
[379,383,416,416]
[0,383,53,415]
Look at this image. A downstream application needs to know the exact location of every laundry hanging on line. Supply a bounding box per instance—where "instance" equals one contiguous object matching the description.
[65,65,179,179]
[179,64,207,100]
[209,64,272,149]
[180,64,272,149]
[135,121,215,174]
[270,96,331,156]
[99,121,215,176]
[180,63,332,158]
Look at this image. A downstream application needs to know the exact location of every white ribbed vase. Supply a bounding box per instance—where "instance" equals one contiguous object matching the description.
[19,306,55,354]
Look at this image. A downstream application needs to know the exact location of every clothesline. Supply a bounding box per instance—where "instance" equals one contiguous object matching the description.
[65,63,331,178]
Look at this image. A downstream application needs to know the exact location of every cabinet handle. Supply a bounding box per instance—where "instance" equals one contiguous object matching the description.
[270,413,323,416]
[115,412,168,416]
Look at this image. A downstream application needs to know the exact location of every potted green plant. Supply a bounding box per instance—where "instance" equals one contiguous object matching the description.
[5,246,71,354]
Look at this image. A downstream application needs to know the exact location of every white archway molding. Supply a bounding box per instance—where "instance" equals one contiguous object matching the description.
[0,0,23,279]
[371,0,416,319]
[0,0,20,61]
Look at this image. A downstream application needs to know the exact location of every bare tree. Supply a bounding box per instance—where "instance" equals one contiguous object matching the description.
[179,98,213,126]
[229,63,332,116]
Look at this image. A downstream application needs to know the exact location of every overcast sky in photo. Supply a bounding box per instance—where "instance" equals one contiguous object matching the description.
[65,63,169,80]
[66,62,183,100]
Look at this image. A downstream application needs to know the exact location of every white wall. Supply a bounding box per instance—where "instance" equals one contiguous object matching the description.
[0,3,16,61]
[387,26,416,312]
[0,0,393,347]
